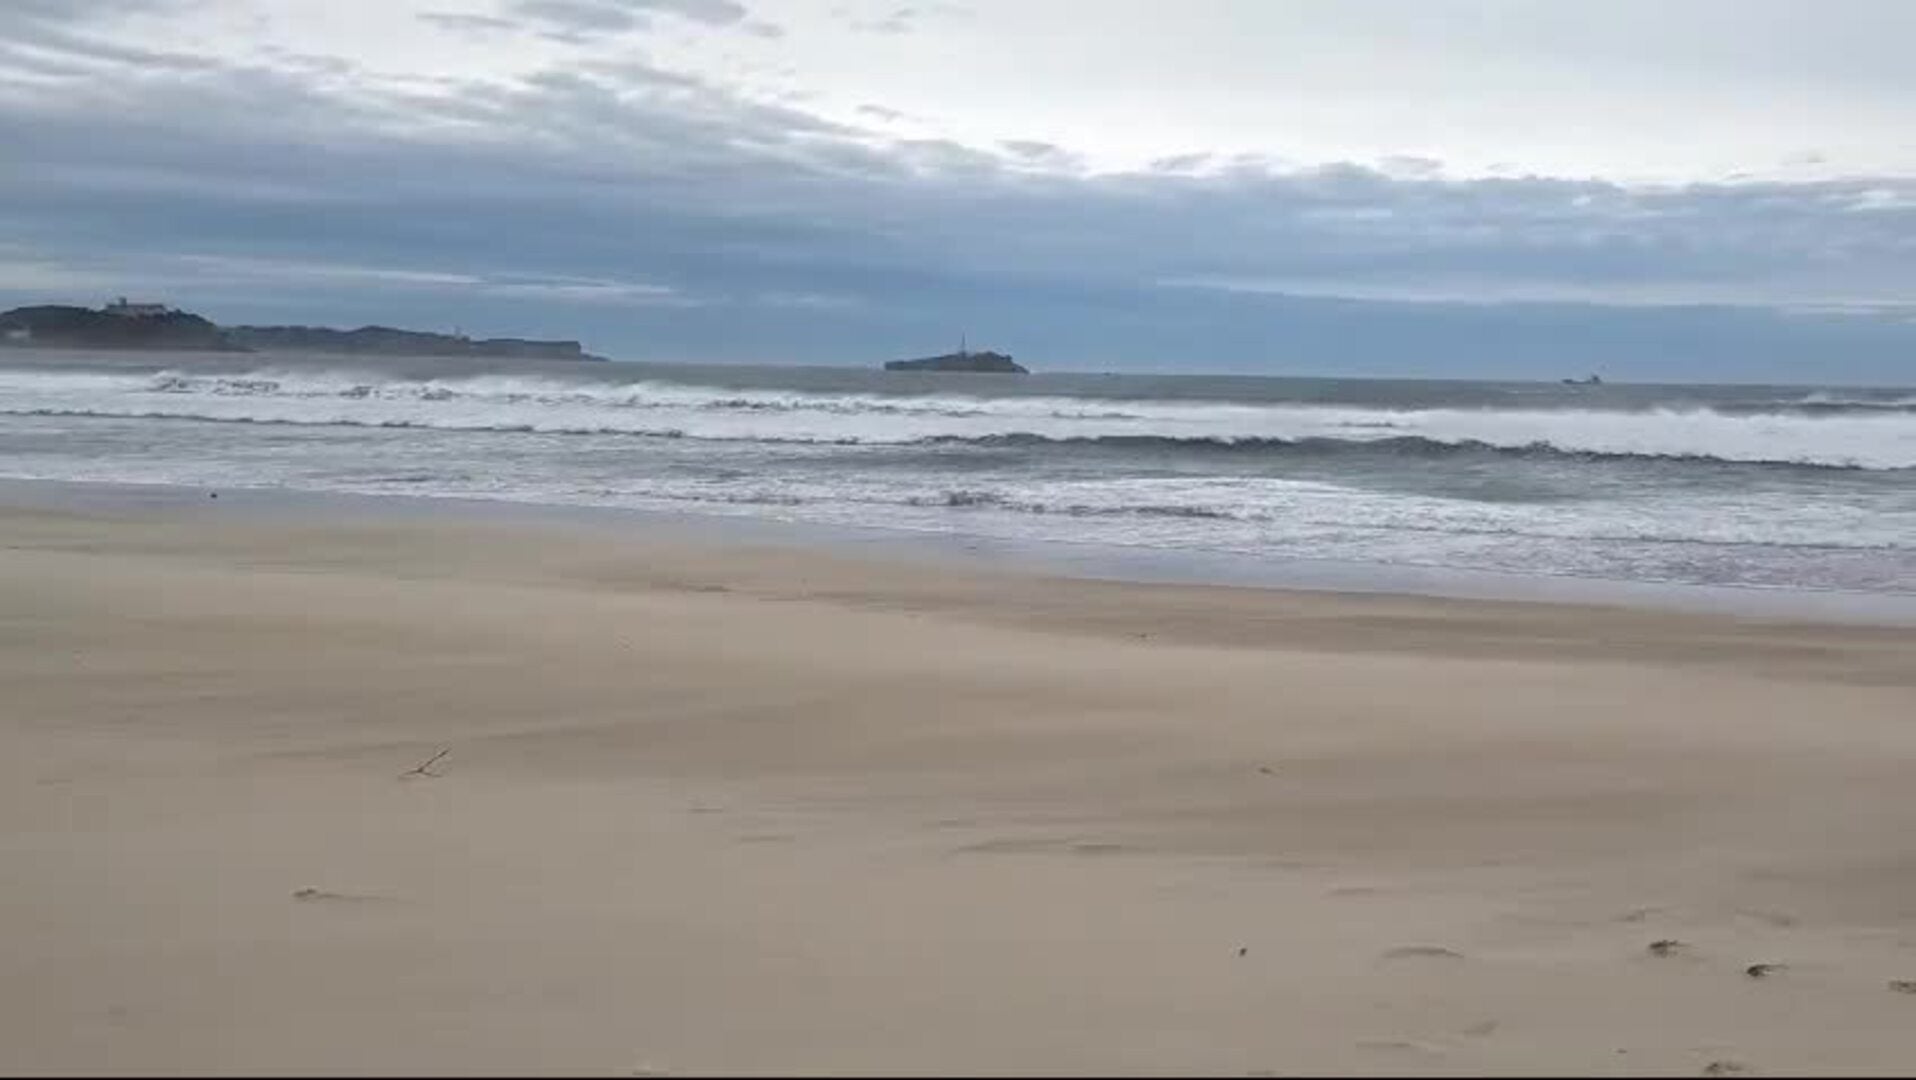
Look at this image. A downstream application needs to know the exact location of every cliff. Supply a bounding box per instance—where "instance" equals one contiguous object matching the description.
[884,350,1027,374]
[0,305,242,351]
[224,325,607,362]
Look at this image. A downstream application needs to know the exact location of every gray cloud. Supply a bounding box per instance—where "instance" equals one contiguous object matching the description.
[509,0,746,40]
[513,0,648,38]
[7,42,1913,305]
[9,0,181,20]
[863,6,922,33]
[3,10,1915,376]
[1000,140,1083,172]
[0,19,225,83]
[648,0,750,23]
[417,11,524,33]
[844,2,967,33]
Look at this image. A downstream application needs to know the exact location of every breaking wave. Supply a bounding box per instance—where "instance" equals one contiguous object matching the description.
[2,366,1913,470]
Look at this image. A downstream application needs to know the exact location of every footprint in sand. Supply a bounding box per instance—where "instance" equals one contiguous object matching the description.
[1889,980,1916,995]
[1744,963,1785,979]
[1648,939,1691,957]
[1380,945,1465,962]
[1702,1060,1751,1076]
[1355,1038,1442,1057]
[291,888,386,904]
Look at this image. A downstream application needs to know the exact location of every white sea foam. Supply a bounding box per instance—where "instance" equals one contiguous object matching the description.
[1,367,1913,469]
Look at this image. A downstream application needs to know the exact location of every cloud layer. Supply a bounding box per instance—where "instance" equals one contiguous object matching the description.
[2,1,1914,380]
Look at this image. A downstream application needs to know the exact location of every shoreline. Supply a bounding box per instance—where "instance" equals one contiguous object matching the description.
[5,475,1913,627]
[8,343,1916,391]
[4,483,1915,1073]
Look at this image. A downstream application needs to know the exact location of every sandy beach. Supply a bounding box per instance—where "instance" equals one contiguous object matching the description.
[4,489,1916,1076]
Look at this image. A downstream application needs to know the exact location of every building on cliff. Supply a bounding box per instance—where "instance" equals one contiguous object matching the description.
[103,298,172,318]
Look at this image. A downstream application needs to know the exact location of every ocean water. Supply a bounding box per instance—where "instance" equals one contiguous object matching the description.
[1,348,1912,597]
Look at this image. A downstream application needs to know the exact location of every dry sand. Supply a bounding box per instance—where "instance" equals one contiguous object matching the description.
[4,493,1916,1075]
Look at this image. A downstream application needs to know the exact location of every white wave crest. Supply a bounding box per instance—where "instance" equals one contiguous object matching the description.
[1,366,1913,469]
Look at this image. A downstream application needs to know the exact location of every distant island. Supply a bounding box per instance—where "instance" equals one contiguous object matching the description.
[1561,374,1604,386]
[1,298,607,361]
[884,349,1027,374]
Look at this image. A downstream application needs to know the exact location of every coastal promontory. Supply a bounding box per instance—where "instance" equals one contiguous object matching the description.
[1,298,609,361]
[222,325,607,362]
[0,302,240,351]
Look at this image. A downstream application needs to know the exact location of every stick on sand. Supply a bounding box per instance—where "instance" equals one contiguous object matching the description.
[400,748,449,779]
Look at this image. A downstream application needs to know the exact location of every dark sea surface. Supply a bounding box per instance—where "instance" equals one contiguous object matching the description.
[2,348,1911,597]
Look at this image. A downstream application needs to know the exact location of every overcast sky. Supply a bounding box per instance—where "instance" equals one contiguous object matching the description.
[4,0,1915,380]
